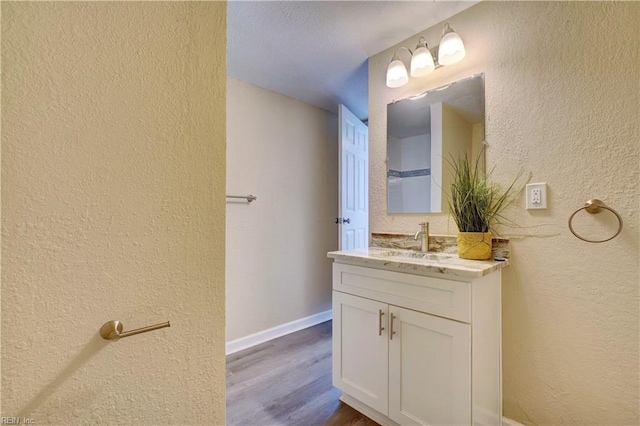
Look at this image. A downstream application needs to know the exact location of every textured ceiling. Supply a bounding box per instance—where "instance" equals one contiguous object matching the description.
[227,1,478,121]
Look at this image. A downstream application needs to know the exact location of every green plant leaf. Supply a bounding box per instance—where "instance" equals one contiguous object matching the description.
[446,149,524,233]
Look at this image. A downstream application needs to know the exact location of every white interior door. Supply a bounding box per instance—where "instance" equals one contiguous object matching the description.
[338,104,369,250]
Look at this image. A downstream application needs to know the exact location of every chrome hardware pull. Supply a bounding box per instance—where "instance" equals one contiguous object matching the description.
[389,313,397,340]
[378,309,385,336]
[100,320,170,341]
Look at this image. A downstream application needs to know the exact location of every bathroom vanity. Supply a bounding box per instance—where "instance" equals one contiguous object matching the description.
[327,247,507,426]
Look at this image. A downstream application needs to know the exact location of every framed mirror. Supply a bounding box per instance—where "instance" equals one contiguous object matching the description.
[387,73,485,213]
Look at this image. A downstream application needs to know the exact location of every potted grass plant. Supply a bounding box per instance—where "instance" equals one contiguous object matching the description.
[448,151,521,260]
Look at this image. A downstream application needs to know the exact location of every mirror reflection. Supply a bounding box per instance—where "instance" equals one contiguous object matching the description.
[387,74,485,214]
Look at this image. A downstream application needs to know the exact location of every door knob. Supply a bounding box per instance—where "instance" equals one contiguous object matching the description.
[343,218,351,224]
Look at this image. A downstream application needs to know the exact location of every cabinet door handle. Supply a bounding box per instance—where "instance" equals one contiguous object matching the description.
[389,313,397,340]
[378,309,385,336]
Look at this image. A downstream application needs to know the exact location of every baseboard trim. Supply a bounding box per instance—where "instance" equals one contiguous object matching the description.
[226,310,332,355]
[502,416,525,426]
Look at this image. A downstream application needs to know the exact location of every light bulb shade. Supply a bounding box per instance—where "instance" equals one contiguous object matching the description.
[438,31,466,66]
[410,46,435,77]
[386,58,409,88]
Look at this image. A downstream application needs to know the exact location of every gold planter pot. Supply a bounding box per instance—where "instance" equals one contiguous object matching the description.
[457,232,493,260]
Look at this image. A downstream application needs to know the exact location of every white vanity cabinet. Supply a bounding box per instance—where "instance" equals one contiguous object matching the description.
[330,256,504,426]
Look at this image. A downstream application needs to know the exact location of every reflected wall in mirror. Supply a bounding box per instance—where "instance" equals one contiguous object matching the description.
[387,74,485,214]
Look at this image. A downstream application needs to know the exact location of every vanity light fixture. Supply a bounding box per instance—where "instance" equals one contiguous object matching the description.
[386,47,411,88]
[438,23,466,66]
[386,22,466,88]
[410,37,435,77]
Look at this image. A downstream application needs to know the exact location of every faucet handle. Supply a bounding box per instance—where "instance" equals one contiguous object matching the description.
[415,222,430,251]
[419,222,429,237]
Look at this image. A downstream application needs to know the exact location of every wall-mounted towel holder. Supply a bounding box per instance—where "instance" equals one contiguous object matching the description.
[100,320,170,341]
[226,194,257,203]
[568,199,623,243]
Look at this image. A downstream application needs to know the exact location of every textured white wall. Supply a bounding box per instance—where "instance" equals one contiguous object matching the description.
[226,77,338,342]
[369,2,639,424]
[2,2,226,424]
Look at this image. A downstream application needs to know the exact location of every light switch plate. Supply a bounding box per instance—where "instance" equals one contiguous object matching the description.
[526,183,547,209]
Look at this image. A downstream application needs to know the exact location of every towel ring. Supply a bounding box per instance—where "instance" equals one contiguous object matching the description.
[568,199,623,243]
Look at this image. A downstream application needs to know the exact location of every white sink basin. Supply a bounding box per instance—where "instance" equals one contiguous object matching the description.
[371,249,456,262]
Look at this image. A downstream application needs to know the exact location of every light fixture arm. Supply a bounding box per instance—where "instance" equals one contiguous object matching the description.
[415,36,428,50]
[442,22,454,36]
[431,46,442,67]
[391,46,413,61]
[415,36,441,67]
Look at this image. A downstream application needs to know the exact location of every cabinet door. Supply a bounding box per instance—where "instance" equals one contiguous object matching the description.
[389,306,471,425]
[333,291,388,415]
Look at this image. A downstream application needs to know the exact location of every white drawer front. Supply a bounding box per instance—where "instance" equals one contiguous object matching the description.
[333,263,471,323]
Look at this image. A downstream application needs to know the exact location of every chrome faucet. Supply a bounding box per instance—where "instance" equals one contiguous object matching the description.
[414,222,430,252]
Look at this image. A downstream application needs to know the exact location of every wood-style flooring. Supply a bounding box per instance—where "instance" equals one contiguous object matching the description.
[226,321,378,426]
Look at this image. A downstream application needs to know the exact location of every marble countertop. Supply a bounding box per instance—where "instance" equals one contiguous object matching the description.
[327,247,508,278]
